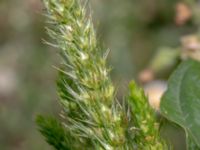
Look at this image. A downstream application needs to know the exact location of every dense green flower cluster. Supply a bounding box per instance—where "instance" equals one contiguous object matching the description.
[128,81,167,149]
[36,0,167,149]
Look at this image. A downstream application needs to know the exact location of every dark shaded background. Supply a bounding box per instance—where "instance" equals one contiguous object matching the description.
[0,0,197,149]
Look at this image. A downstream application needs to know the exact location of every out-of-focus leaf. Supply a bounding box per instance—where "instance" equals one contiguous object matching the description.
[149,47,180,73]
[161,59,200,148]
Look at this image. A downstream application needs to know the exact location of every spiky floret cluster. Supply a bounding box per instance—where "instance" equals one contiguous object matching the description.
[128,81,168,149]
[36,0,167,149]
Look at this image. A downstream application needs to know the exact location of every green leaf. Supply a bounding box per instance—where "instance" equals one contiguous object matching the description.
[186,132,200,150]
[160,59,200,148]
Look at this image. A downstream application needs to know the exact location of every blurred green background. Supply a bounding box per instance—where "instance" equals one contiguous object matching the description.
[0,0,197,149]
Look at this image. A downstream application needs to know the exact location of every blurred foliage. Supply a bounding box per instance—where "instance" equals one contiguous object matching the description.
[0,0,198,149]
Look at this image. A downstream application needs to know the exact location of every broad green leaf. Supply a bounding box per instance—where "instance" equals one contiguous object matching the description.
[186,132,200,150]
[161,59,200,148]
